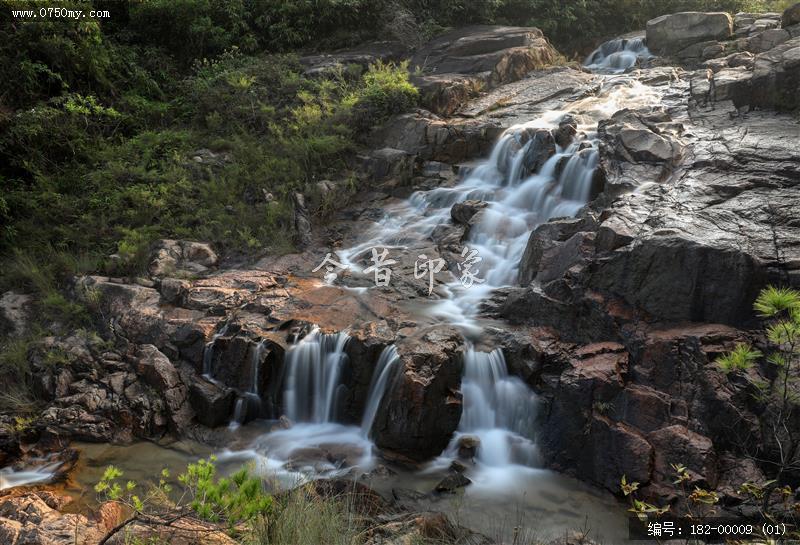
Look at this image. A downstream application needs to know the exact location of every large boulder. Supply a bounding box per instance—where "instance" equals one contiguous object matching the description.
[783,3,800,27]
[148,239,218,278]
[518,216,598,286]
[646,12,734,55]
[750,36,800,110]
[371,326,464,462]
[373,110,503,163]
[410,26,559,116]
[189,379,235,427]
[361,147,415,185]
[450,200,488,225]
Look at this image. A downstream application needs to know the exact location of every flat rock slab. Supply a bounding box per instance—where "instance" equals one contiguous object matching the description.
[458,66,597,125]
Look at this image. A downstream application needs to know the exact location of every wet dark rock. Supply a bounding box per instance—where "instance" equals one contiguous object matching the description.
[783,3,800,27]
[553,115,578,148]
[340,321,395,423]
[533,326,752,497]
[371,326,464,461]
[518,216,598,286]
[434,471,471,493]
[189,379,235,428]
[450,200,488,225]
[648,425,718,487]
[517,127,557,174]
[456,435,480,459]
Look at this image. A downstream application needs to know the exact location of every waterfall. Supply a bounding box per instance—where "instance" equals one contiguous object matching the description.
[360,345,400,438]
[230,340,268,427]
[249,340,266,395]
[0,461,62,491]
[283,328,350,424]
[457,348,539,467]
[202,323,229,379]
[584,36,651,73]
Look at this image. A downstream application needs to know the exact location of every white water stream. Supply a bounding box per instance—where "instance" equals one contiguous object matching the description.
[360,345,400,438]
[584,36,652,73]
[0,460,62,491]
[220,329,380,486]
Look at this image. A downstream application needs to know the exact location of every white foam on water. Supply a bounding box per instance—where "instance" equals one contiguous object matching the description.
[0,461,62,491]
[361,345,400,438]
[584,36,652,73]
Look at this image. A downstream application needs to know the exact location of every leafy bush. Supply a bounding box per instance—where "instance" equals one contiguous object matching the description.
[350,60,419,131]
[95,456,273,542]
[716,344,761,374]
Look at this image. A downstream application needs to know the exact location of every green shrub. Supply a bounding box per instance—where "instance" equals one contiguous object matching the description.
[95,457,273,538]
[716,344,761,374]
[179,456,273,524]
[349,60,419,132]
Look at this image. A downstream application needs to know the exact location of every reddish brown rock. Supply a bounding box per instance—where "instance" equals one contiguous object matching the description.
[648,425,718,488]
[371,326,464,461]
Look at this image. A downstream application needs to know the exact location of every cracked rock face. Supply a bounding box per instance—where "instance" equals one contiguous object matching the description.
[494,15,799,501]
[409,25,559,116]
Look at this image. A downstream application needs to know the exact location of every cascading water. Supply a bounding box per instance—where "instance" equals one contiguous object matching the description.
[222,328,376,483]
[360,345,400,438]
[453,348,539,468]
[335,81,659,490]
[231,340,267,427]
[0,460,62,491]
[283,328,350,424]
[584,36,652,73]
[202,323,229,379]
